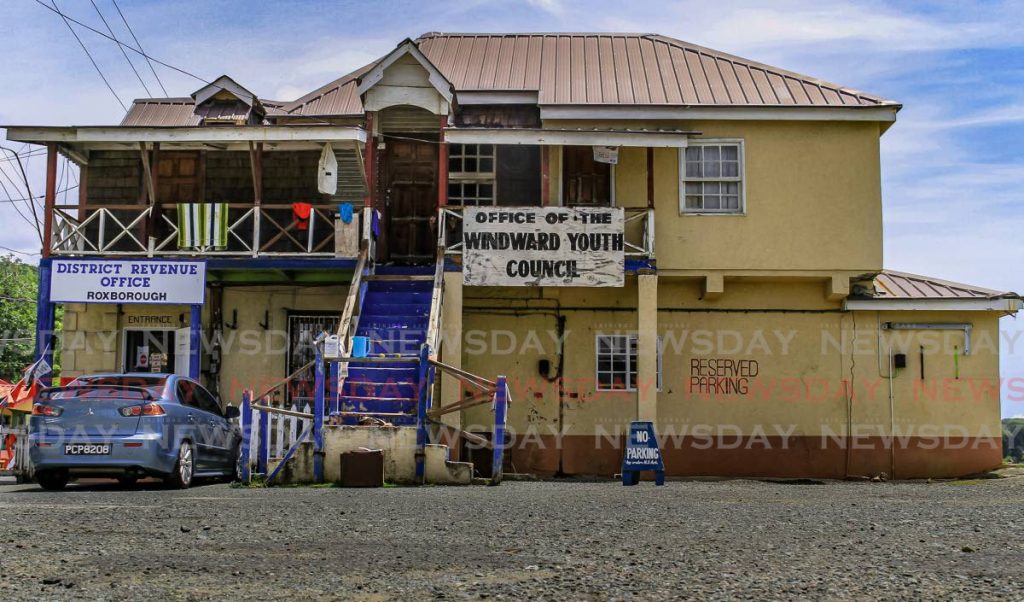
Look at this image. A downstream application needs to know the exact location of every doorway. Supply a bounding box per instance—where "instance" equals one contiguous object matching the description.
[285,313,340,406]
[384,138,438,264]
[122,329,179,375]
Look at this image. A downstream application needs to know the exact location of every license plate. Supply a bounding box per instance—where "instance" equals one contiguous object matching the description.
[64,444,111,455]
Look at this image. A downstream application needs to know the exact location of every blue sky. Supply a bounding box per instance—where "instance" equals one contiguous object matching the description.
[2,0,1023,416]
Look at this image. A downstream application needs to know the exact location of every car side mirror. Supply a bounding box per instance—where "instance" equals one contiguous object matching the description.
[224,406,241,419]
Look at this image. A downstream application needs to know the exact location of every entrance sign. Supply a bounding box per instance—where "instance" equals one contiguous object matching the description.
[622,421,665,486]
[462,207,624,287]
[50,260,207,304]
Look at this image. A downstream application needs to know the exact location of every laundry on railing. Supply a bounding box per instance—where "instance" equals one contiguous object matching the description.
[292,202,313,231]
[176,203,229,249]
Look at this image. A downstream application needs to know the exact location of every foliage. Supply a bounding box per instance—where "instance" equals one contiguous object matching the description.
[0,255,61,382]
[0,255,37,381]
[1003,418,1024,463]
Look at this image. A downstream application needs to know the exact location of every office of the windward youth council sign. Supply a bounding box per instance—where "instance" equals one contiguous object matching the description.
[462,206,625,287]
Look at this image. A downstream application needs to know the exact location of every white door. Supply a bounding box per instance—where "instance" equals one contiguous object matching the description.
[174,327,192,377]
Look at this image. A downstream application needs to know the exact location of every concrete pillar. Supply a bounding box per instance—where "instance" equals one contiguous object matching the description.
[439,271,463,429]
[637,273,658,423]
[34,259,56,386]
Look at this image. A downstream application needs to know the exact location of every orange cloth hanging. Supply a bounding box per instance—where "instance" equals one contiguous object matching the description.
[292,202,313,231]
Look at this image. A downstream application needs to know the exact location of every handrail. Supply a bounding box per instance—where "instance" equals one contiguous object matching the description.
[336,247,368,344]
[424,209,446,355]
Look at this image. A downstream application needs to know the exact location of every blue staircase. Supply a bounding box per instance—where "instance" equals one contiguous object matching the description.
[339,265,434,425]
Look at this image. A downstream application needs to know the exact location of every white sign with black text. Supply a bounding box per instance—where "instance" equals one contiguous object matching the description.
[50,259,207,304]
[462,206,624,287]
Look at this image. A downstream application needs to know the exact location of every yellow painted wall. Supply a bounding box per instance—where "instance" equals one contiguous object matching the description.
[548,120,884,274]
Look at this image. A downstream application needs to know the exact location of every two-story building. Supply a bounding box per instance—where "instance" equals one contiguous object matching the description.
[7,32,1019,479]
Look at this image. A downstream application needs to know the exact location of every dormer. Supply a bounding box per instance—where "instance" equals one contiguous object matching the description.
[191,75,266,125]
[357,39,454,115]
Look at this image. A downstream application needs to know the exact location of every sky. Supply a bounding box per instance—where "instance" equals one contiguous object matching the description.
[1,0,1023,416]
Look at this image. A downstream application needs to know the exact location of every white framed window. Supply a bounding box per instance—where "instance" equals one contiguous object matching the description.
[680,140,744,214]
[595,334,662,391]
[448,143,496,206]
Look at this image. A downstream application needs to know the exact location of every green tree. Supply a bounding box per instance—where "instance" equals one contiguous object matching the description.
[0,255,38,381]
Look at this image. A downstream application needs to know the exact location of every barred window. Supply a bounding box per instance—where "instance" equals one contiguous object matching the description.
[596,335,662,391]
[681,142,744,214]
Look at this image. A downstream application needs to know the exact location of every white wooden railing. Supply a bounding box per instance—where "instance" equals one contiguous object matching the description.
[49,203,368,258]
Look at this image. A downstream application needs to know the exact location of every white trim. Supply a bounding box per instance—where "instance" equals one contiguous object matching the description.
[680,139,746,215]
[356,41,453,103]
[540,105,899,122]
[5,125,367,145]
[457,91,539,105]
[843,299,1023,312]
[192,75,257,108]
[444,128,689,148]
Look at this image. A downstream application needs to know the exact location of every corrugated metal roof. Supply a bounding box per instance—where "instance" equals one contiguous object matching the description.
[283,32,898,117]
[121,98,200,126]
[869,270,1015,300]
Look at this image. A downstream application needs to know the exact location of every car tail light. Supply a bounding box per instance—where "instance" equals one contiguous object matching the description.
[121,403,165,417]
[32,404,62,417]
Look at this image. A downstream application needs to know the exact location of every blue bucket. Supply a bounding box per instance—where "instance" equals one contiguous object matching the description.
[351,336,369,358]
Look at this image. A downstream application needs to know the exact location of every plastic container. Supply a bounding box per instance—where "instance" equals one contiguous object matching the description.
[351,335,369,358]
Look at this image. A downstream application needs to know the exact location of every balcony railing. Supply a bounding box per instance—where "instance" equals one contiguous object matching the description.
[440,205,655,259]
[49,203,368,258]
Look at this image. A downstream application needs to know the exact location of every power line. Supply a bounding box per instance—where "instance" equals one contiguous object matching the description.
[34,0,209,86]
[0,295,36,304]
[0,185,79,204]
[0,147,43,241]
[0,246,40,257]
[110,0,167,95]
[49,0,128,112]
[90,0,152,97]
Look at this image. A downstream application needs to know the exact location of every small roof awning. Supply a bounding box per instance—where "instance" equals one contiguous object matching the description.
[844,270,1023,312]
[442,127,694,147]
[4,125,367,158]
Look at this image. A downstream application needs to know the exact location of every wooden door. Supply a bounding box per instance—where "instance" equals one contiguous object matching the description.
[385,139,438,264]
[562,146,611,205]
[152,151,202,240]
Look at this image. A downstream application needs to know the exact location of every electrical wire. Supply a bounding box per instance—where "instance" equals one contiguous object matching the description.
[0,147,43,241]
[34,0,210,86]
[110,0,167,95]
[90,0,152,97]
[0,294,36,304]
[0,185,79,204]
[48,0,127,112]
[0,246,40,257]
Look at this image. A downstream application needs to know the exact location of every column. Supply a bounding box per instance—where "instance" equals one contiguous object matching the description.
[189,304,201,379]
[439,270,463,429]
[637,273,658,423]
[34,259,56,386]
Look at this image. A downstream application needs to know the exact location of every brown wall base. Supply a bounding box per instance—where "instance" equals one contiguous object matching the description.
[502,435,1002,480]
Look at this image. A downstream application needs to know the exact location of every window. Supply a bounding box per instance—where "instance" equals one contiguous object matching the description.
[595,335,662,391]
[681,141,744,214]
[448,143,496,206]
[562,145,613,206]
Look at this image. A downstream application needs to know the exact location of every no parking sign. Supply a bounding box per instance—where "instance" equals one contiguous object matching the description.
[622,421,665,486]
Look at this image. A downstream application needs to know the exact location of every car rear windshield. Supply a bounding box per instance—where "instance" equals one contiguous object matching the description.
[44,376,167,401]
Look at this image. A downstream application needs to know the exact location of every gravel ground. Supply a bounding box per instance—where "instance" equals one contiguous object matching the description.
[1,474,1023,601]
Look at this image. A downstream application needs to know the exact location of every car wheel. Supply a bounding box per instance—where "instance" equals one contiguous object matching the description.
[117,475,139,487]
[165,441,195,489]
[36,469,69,491]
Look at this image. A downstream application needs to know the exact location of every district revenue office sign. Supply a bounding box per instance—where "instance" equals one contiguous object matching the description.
[463,206,624,287]
[50,259,207,304]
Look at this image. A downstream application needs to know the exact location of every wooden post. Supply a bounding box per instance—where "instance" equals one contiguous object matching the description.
[249,141,263,257]
[312,344,326,483]
[438,115,448,207]
[364,112,376,209]
[42,143,58,257]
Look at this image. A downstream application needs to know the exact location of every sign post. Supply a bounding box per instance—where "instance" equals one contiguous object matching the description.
[622,421,665,486]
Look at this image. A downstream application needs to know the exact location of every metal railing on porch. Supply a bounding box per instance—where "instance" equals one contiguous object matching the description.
[49,202,371,258]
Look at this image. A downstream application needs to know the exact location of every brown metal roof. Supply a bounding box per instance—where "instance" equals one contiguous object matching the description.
[121,98,200,126]
[869,271,1015,300]
[283,32,898,117]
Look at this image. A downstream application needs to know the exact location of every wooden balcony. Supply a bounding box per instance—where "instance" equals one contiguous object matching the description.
[49,202,370,258]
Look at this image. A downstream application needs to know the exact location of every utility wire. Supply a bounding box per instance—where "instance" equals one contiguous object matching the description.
[34,0,210,86]
[0,185,79,204]
[110,0,167,95]
[0,294,37,304]
[0,246,40,257]
[0,147,43,242]
[90,0,151,97]
[49,0,128,112]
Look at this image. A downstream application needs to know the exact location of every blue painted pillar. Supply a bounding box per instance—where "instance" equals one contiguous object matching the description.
[34,259,55,386]
[257,400,269,476]
[313,344,325,483]
[189,304,201,380]
[490,376,508,486]
[414,344,430,484]
[329,360,340,415]
[239,391,252,483]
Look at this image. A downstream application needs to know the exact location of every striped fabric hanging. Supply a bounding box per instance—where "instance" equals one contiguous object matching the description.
[177,203,229,249]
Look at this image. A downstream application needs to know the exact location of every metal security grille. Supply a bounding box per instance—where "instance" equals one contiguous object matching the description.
[286,314,339,405]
